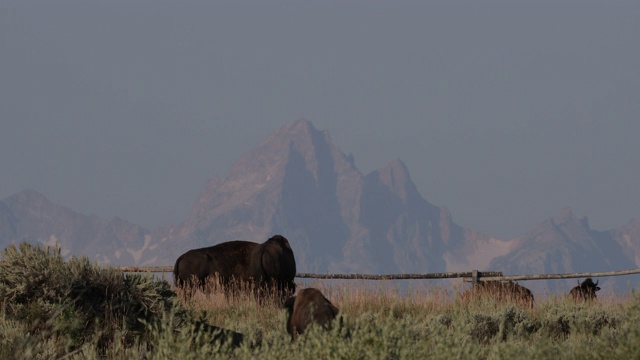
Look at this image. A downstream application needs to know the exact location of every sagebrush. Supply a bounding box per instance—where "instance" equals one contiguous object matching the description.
[1,242,640,359]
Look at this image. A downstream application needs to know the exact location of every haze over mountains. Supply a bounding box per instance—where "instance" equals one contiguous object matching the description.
[2,120,639,295]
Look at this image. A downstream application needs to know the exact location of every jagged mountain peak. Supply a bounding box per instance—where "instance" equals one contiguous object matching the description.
[0,189,152,265]
[260,118,327,152]
[177,119,512,273]
[489,207,635,294]
[614,218,640,266]
[181,119,362,257]
[5,119,638,291]
[177,119,468,273]
[551,207,589,228]
[264,119,335,180]
[530,208,593,246]
[224,119,334,184]
[367,159,419,204]
[375,159,410,185]
[3,189,79,222]
[554,207,575,221]
[5,189,51,206]
[278,118,320,137]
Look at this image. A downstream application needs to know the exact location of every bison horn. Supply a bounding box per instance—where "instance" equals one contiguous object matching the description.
[595,279,598,286]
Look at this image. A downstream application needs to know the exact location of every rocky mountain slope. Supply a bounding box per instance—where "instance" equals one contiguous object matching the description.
[0,190,157,265]
[166,119,510,274]
[2,119,639,295]
[489,208,640,294]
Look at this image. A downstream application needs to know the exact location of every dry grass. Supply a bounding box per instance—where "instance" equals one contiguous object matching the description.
[6,243,640,359]
[180,280,460,327]
[172,278,639,334]
[5,276,640,359]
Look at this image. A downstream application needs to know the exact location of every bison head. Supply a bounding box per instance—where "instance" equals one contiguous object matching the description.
[570,278,601,301]
[251,235,297,302]
[581,278,600,291]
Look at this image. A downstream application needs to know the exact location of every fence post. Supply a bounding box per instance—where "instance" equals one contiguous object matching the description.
[471,270,478,286]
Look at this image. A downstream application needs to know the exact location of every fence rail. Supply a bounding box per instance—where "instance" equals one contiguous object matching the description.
[118,266,173,273]
[113,266,640,282]
[294,271,503,280]
[113,267,502,280]
[463,268,640,282]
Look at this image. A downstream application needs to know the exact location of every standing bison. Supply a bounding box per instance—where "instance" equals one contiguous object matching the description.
[569,278,601,301]
[461,280,534,308]
[283,288,340,340]
[173,235,296,301]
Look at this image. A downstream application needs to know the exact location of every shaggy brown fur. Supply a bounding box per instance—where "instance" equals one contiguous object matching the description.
[461,281,534,308]
[283,288,339,339]
[174,235,296,300]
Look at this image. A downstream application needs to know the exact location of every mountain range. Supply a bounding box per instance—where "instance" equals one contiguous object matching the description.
[2,119,639,295]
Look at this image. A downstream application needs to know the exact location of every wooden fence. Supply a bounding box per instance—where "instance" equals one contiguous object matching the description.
[114,266,640,284]
[462,268,640,282]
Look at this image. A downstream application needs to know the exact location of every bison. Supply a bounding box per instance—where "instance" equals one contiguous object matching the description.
[173,234,296,301]
[569,278,600,301]
[283,288,340,340]
[461,280,534,308]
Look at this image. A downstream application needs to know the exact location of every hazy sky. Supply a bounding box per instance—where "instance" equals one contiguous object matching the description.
[2,1,639,238]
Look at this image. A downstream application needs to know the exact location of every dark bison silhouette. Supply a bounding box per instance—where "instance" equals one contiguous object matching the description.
[283,288,340,340]
[461,280,534,308]
[173,234,296,300]
[569,278,601,301]
[192,321,245,348]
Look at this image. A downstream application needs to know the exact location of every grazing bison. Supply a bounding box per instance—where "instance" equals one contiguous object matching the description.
[173,234,296,301]
[569,278,601,301]
[283,288,340,340]
[461,281,534,308]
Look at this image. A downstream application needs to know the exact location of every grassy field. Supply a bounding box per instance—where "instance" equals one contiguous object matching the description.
[2,242,640,359]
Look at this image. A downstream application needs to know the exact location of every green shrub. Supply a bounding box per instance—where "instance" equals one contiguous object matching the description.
[0,242,179,357]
